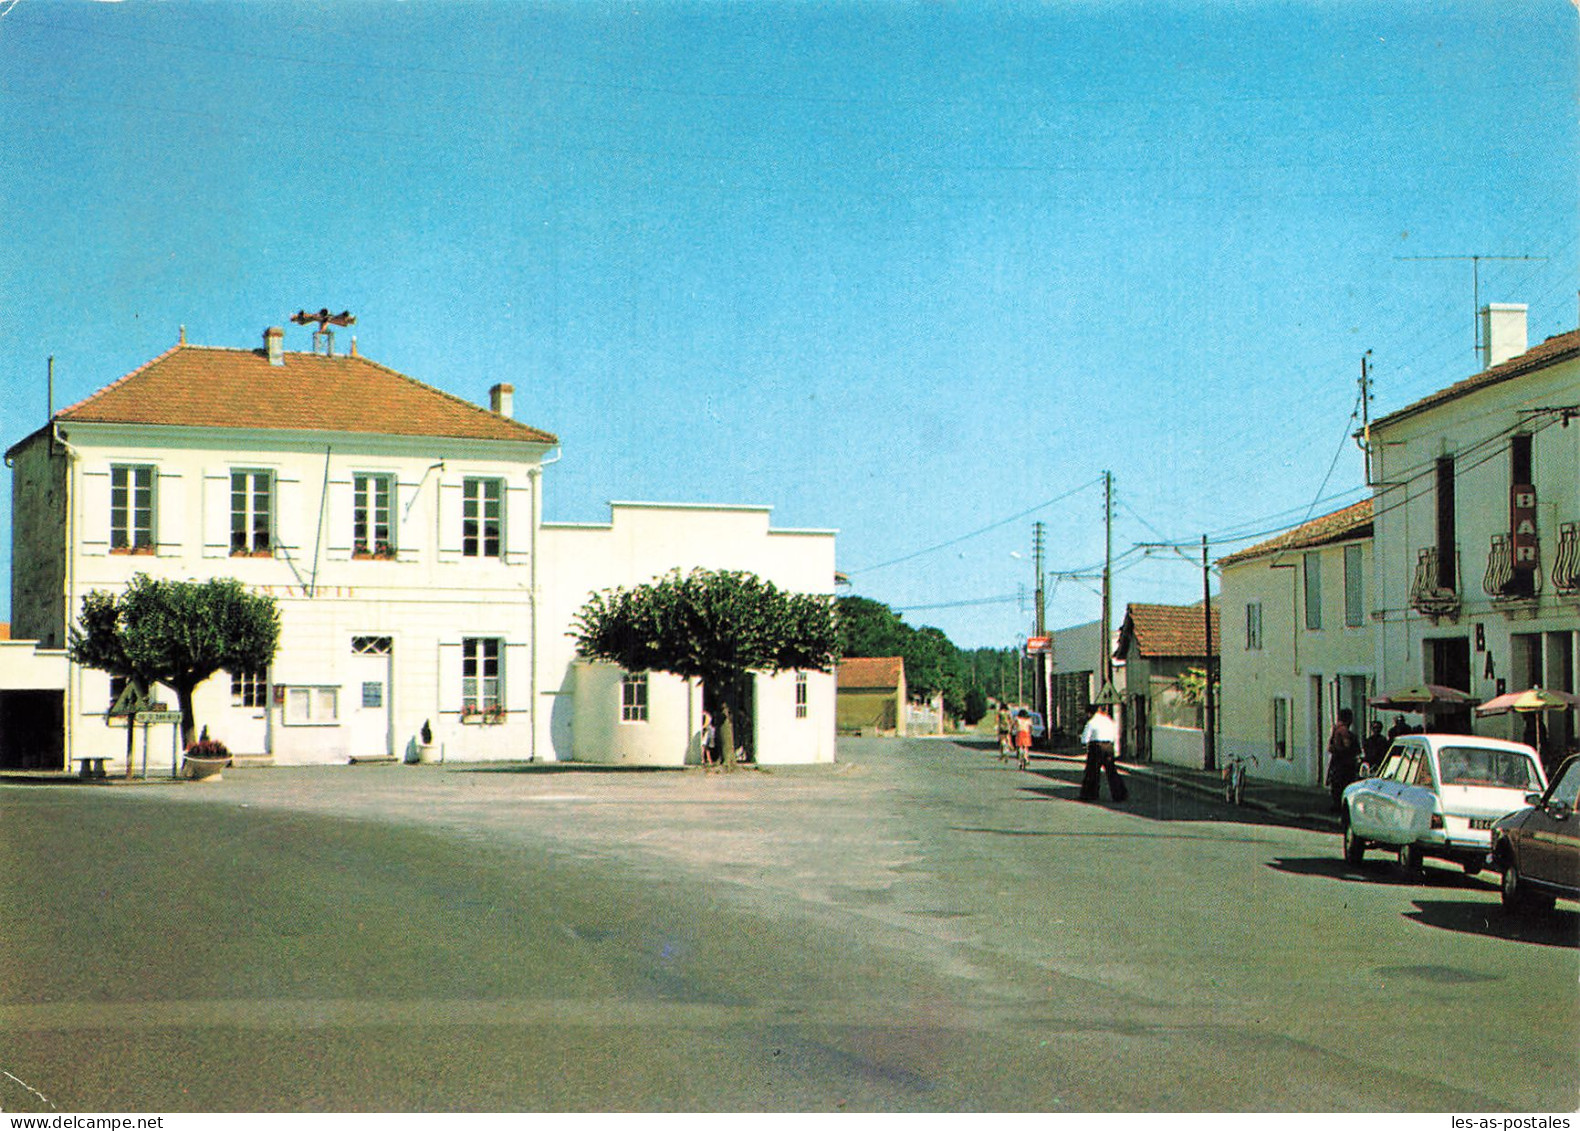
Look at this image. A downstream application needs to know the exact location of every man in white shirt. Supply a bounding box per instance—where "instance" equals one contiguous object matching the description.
[1079,706,1127,802]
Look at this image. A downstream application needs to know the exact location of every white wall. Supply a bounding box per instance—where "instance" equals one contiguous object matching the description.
[541,502,837,765]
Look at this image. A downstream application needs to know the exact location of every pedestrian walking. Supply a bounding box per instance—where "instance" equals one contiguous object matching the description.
[1079,705,1127,802]
[996,704,1013,762]
[1013,709,1033,770]
[1326,708,1361,812]
[699,711,717,766]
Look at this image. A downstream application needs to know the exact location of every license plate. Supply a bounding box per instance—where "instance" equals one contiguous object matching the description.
[1470,818,1493,830]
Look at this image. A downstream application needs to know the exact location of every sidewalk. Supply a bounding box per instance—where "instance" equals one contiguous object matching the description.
[1037,738,1339,832]
[1129,760,1340,832]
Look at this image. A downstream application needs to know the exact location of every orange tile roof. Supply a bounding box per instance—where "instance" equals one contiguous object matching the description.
[838,656,905,691]
[1116,603,1220,659]
[1216,498,1372,568]
[49,343,557,445]
[1372,328,1580,431]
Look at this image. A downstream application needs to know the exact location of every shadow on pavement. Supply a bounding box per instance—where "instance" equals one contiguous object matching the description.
[1402,900,1580,948]
[1267,854,1497,892]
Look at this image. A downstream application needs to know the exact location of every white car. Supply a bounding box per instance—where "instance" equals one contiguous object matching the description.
[1341,733,1548,874]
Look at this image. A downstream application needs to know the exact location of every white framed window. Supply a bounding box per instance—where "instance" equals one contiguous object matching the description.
[283,686,339,726]
[230,470,273,555]
[621,671,648,722]
[1245,602,1263,652]
[353,474,395,558]
[230,668,267,709]
[462,638,502,715]
[352,635,393,656]
[795,672,809,719]
[110,465,155,552]
[462,478,503,558]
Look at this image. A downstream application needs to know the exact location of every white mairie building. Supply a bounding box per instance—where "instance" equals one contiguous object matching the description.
[4,327,836,770]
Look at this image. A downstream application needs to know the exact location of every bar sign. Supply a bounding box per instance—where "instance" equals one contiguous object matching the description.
[1511,483,1539,572]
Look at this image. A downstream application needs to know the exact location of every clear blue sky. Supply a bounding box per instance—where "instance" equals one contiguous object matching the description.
[2,0,1576,648]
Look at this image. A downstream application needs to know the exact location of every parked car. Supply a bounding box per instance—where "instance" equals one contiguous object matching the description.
[1489,755,1580,913]
[1340,734,1547,874]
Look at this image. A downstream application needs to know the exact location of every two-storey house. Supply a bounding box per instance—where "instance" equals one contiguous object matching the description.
[1217,499,1375,787]
[1368,307,1579,767]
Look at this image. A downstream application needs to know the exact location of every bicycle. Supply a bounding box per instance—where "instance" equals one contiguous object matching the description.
[1222,751,1257,805]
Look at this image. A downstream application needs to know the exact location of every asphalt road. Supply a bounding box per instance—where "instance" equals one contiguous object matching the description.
[0,737,1574,1112]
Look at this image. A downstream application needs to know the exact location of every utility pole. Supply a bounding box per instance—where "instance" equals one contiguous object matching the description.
[1356,351,1373,485]
[1032,521,1046,720]
[1101,471,1113,692]
[1202,535,1216,773]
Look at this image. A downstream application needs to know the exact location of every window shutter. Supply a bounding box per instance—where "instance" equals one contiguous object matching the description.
[395,478,423,561]
[324,479,352,560]
[202,472,230,558]
[156,468,185,556]
[79,467,111,556]
[437,641,463,714]
[437,479,463,562]
[504,481,533,565]
[504,640,531,716]
[275,474,303,552]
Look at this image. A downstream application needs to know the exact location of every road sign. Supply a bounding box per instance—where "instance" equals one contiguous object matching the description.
[1025,636,1050,654]
[107,679,150,718]
[134,711,183,725]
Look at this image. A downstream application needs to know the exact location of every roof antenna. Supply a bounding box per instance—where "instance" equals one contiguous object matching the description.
[291,308,356,357]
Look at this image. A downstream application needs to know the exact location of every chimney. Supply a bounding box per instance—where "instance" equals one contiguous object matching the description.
[489,383,514,418]
[264,326,285,366]
[1480,303,1527,370]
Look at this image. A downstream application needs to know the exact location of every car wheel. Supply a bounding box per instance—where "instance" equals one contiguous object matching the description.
[1398,843,1424,875]
[1342,818,1366,866]
[1501,856,1555,914]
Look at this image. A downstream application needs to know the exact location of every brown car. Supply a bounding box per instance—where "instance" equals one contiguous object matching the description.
[1489,755,1580,913]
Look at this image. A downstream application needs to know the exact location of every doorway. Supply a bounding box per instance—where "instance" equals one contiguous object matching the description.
[349,636,393,759]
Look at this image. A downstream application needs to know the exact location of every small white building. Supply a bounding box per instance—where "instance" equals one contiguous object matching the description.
[1217,499,1375,787]
[538,502,836,766]
[1367,307,1579,767]
[3,327,837,771]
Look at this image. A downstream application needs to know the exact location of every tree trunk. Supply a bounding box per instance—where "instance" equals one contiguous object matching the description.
[175,683,197,749]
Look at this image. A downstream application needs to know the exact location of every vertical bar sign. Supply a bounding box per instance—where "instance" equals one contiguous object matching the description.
[1511,483,1539,572]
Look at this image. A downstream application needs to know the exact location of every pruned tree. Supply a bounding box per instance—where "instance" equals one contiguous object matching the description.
[69,574,281,749]
[571,568,840,766]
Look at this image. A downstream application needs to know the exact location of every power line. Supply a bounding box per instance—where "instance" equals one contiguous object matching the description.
[845,477,1102,576]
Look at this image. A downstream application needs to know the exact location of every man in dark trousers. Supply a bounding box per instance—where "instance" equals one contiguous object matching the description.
[1079,705,1127,802]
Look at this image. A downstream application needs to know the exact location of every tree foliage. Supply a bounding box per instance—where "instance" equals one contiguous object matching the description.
[571,568,840,764]
[70,574,281,747]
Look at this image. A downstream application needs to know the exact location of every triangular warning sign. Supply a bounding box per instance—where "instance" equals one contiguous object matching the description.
[107,678,150,718]
[1093,680,1121,706]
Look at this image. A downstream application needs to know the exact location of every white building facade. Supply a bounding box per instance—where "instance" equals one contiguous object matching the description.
[1368,310,1579,767]
[4,329,837,771]
[1217,500,1375,788]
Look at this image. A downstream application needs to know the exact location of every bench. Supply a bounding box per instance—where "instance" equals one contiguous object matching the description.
[76,756,110,779]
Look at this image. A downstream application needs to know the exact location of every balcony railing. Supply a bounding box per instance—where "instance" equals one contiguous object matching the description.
[1410,546,1461,616]
[1483,534,1541,601]
[1554,522,1580,595]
